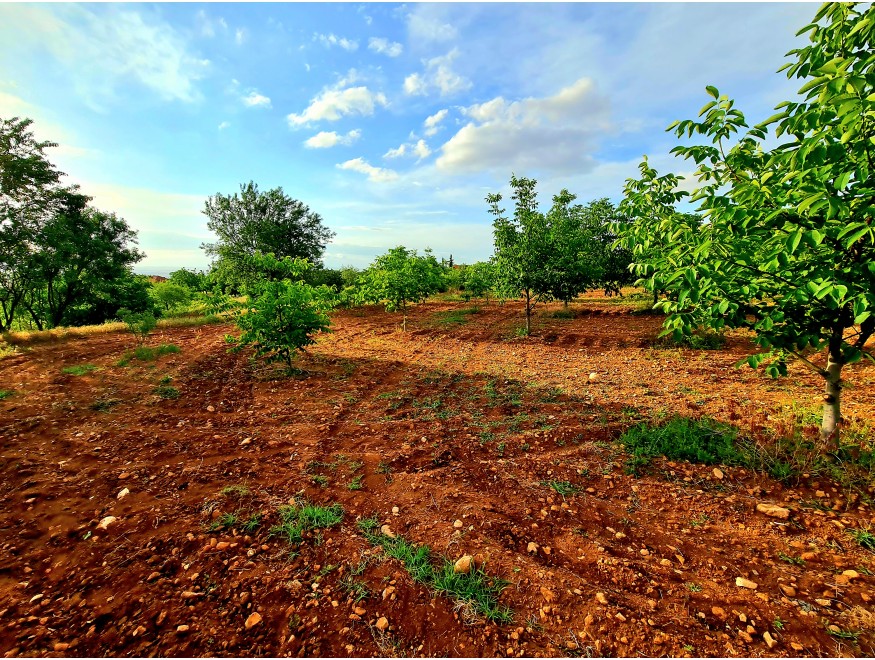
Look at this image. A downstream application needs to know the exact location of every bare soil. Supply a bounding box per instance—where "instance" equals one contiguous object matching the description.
[2,294,875,658]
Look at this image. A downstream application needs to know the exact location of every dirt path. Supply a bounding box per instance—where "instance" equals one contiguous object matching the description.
[1,296,874,657]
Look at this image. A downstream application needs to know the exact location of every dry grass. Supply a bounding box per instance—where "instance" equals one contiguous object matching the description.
[2,314,228,347]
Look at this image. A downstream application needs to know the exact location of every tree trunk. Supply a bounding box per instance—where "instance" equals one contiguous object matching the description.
[525,289,531,335]
[821,336,844,446]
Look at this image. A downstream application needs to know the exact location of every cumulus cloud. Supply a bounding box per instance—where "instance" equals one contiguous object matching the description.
[403,49,470,98]
[384,144,407,159]
[368,37,403,57]
[242,91,271,108]
[436,77,610,175]
[336,158,399,183]
[315,33,358,51]
[383,139,431,161]
[287,84,388,127]
[304,129,362,149]
[407,9,458,43]
[423,108,448,136]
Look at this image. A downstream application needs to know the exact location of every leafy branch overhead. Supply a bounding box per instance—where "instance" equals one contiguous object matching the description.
[616,1,875,443]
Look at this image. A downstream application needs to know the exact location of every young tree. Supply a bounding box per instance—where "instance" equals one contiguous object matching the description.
[463,261,497,304]
[229,253,336,371]
[202,182,335,292]
[169,267,210,292]
[618,2,875,444]
[358,246,445,330]
[151,281,193,313]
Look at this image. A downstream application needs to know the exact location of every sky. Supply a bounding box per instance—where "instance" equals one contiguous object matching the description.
[0,2,819,275]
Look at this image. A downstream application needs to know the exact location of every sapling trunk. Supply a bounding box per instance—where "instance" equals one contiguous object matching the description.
[524,288,531,335]
[821,350,843,446]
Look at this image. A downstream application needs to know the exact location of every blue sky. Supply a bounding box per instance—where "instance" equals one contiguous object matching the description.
[0,2,817,274]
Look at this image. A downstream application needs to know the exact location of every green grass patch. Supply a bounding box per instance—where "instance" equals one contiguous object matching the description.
[348,475,364,491]
[847,526,875,551]
[433,307,480,326]
[91,398,121,412]
[550,308,576,319]
[0,389,13,400]
[620,416,746,468]
[220,484,251,498]
[153,384,179,399]
[117,343,181,366]
[269,500,343,546]
[357,517,512,623]
[61,364,98,376]
[541,480,582,498]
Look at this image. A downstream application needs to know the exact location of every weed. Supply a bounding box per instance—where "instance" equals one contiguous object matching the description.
[434,307,479,326]
[497,442,506,457]
[525,614,543,632]
[551,308,576,320]
[542,480,582,498]
[357,516,380,534]
[241,513,262,533]
[689,513,711,528]
[826,627,860,642]
[0,390,12,400]
[620,416,745,466]
[269,501,343,546]
[521,443,530,452]
[91,398,121,412]
[208,512,240,532]
[376,461,393,483]
[62,364,98,376]
[432,561,513,624]
[773,618,785,631]
[348,475,364,491]
[847,526,875,551]
[311,475,329,487]
[117,344,180,366]
[685,582,702,593]
[153,384,180,399]
[220,484,251,498]
[479,431,495,444]
[339,572,371,603]
[777,551,805,566]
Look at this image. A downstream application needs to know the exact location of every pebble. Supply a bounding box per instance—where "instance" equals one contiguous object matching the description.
[842,570,860,579]
[763,631,777,649]
[379,525,395,539]
[735,577,758,590]
[176,625,190,634]
[711,606,726,619]
[116,488,130,500]
[595,592,608,605]
[216,542,230,550]
[375,616,389,631]
[588,372,599,382]
[454,556,473,574]
[354,607,366,616]
[712,468,724,480]
[779,584,796,598]
[53,643,69,652]
[207,405,215,412]
[392,506,400,516]
[755,503,789,519]
[245,612,262,629]
[97,516,117,530]
[527,542,539,553]
[738,630,753,643]
[453,519,463,529]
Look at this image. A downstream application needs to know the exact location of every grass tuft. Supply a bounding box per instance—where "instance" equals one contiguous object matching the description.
[117,344,180,366]
[0,389,13,400]
[269,500,343,546]
[61,364,98,376]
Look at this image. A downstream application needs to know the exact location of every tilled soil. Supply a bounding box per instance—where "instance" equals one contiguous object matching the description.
[1,295,875,658]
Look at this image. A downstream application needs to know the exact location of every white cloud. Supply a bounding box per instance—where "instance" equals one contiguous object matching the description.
[368,37,403,57]
[407,9,458,43]
[412,139,431,160]
[315,33,358,51]
[304,129,362,149]
[287,85,388,127]
[242,91,271,108]
[423,108,448,136]
[235,28,247,45]
[403,49,470,98]
[0,5,208,106]
[383,144,407,159]
[336,158,399,183]
[403,73,426,96]
[218,121,230,130]
[436,77,610,175]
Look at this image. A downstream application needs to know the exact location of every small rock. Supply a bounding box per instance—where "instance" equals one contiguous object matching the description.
[176,625,190,634]
[156,610,167,626]
[216,542,230,550]
[800,551,817,561]
[375,616,389,632]
[132,625,146,637]
[527,542,539,553]
[763,631,777,649]
[354,607,366,616]
[738,630,753,644]
[53,643,69,652]
[379,525,395,539]
[711,606,726,619]
[659,558,672,567]
[207,405,215,412]
[540,587,555,603]
[756,503,790,519]
[240,438,251,446]
[588,372,599,382]
[453,519,463,529]
[712,468,724,480]
[779,584,796,598]
[615,612,626,622]
[790,642,804,652]
[454,556,474,574]
[97,516,117,530]
[181,591,202,599]
[116,488,130,500]
[595,592,608,605]
[842,570,860,579]
[391,506,400,516]
[244,612,262,629]
[735,577,758,590]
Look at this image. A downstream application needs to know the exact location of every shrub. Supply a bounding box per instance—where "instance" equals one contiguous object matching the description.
[620,416,745,466]
[118,307,156,346]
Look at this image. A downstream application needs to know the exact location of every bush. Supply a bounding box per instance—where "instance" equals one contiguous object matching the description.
[620,416,745,466]
[118,308,157,346]
[150,281,193,312]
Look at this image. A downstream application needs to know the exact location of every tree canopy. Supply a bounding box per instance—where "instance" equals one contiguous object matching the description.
[617,1,875,442]
[202,181,335,293]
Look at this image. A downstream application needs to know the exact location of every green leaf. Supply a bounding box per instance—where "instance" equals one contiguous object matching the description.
[705,85,719,99]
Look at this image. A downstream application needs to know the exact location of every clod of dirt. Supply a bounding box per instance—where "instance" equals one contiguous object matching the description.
[756,503,790,519]
[527,542,539,553]
[116,487,129,500]
[245,612,262,630]
[97,516,117,530]
[595,592,609,605]
[735,577,758,590]
[453,555,473,574]
[375,617,389,632]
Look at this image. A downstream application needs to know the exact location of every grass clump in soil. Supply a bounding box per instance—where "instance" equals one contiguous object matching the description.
[541,480,582,498]
[847,526,875,551]
[61,364,98,376]
[620,416,746,472]
[153,384,179,399]
[433,307,479,327]
[357,516,513,623]
[117,344,180,366]
[0,389,13,400]
[270,500,343,546]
